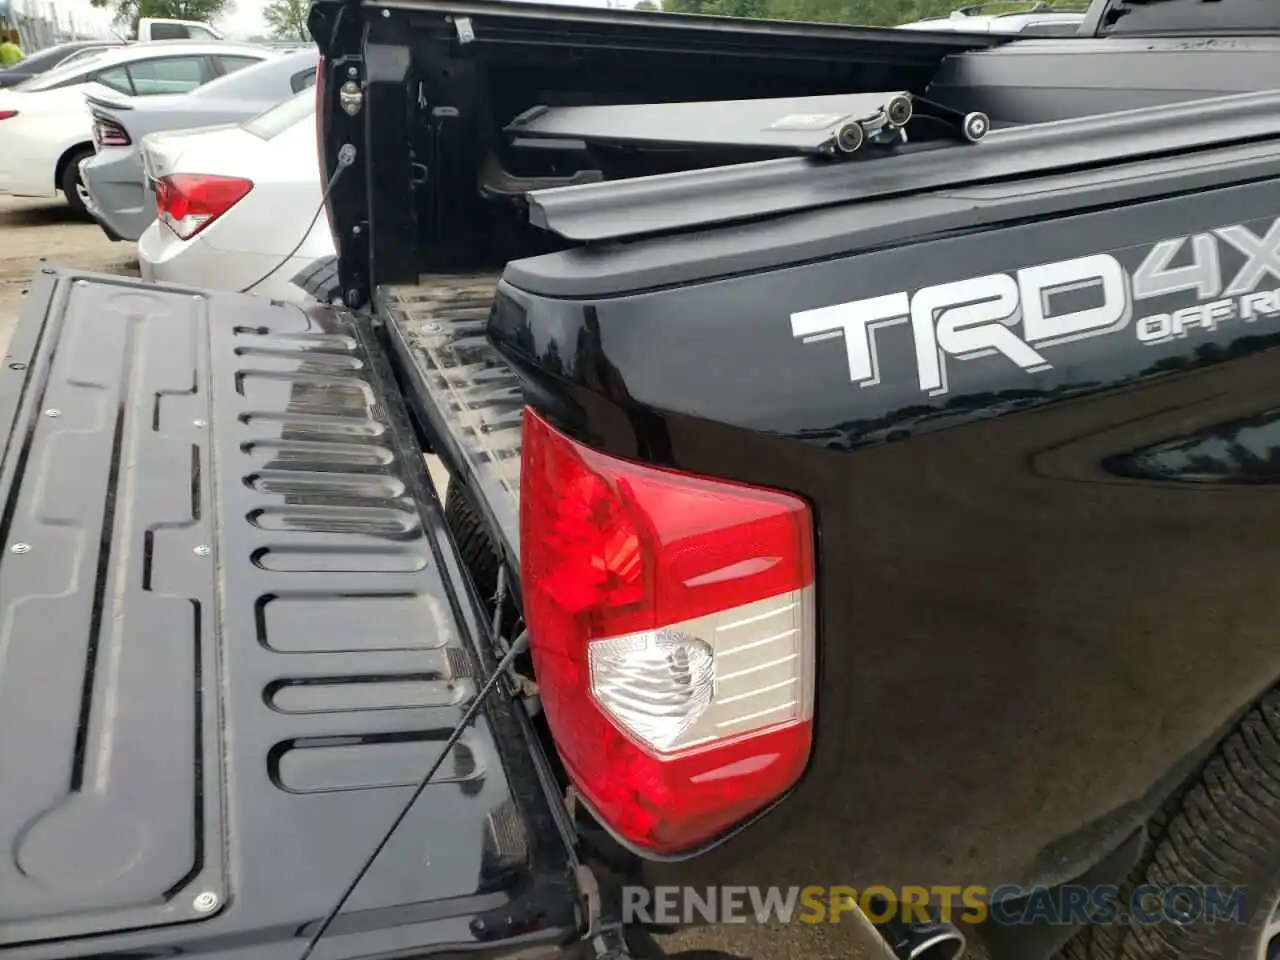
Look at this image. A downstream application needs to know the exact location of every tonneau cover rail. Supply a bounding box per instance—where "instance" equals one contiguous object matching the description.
[363,0,1006,57]
[525,88,1280,242]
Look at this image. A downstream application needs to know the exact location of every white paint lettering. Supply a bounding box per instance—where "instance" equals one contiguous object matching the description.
[1217,220,1280,297]
[790,293,909,388]
[913,274,1049,396]
[1241,289,1280,320]
[1132,234,1221,301]
[1019,254,1132,345]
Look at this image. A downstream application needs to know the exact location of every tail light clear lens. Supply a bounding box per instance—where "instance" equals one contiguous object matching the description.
[92,117,130,148]
[520,408,816,855]
[155,174,252,240]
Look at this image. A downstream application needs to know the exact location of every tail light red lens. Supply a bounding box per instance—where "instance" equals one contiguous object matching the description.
[314,54,338,245]
[520,408,816,855]
[0,110,18,121]
[92,117,130,148]
[155,174,252,241]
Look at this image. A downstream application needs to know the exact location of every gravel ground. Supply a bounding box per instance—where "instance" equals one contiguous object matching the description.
[0,196,140,354]
[0,193,989,960]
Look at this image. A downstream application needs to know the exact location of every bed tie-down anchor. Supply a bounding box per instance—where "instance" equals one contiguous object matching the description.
[503,91,990,162]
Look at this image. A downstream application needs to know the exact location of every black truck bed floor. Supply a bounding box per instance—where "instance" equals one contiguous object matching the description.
[0,270,576,959]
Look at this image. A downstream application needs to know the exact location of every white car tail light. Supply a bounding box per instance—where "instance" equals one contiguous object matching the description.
[93,117,130,148]
[0,110,17,121]
[520,408,816,855]
[155,174,253,241]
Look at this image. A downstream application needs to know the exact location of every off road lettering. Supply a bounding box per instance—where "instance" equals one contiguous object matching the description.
[1132,219,1280,344]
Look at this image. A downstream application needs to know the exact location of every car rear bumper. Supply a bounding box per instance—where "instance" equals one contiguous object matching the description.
[139,221,322,302]
[82,148,153,241]
[0,268,584,960]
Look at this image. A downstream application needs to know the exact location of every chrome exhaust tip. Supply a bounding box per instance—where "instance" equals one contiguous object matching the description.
[880,917,967,960]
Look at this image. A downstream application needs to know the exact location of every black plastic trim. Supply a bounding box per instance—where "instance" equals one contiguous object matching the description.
[505,133,1280,299]
[523,88,1280,245]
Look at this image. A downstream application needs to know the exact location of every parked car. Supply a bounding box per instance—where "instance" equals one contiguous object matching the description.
[0,40,122,89]
[0,40,275,215]
[137,89,335,301]
[899,1,1085,34]
[83,47,319,242]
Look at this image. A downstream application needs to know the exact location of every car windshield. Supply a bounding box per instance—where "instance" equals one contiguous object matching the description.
[1,43,76,74]
[13,51,110,91]
[190,50,312,100]
[57,46,114,68]
[241,86,313,139]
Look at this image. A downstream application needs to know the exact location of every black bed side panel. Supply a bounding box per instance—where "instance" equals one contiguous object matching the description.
[928,36,1280,125]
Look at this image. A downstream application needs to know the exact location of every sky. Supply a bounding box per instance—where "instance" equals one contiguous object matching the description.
[19,0,640,40]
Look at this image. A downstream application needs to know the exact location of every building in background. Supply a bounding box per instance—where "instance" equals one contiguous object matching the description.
[1,0,109,52]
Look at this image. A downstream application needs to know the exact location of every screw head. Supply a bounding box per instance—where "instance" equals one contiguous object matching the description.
[9,362,26,371]
[45,409,61,418]
[193,545,211,558]
[382,7,391,15]
[10,543,30,554]
[347,65,358,78]
[192,891,219,913]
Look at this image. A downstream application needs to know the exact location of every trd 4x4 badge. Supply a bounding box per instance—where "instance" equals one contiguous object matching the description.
[791,216,1280,397]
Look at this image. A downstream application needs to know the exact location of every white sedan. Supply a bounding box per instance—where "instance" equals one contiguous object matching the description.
[138,89,336,302]
[0,40,274,215]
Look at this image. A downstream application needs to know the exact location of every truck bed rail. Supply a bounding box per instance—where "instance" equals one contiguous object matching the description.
[525,87,1280,242]
[381,277,524,572]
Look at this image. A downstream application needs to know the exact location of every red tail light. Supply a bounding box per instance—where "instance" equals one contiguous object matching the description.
[155,174,253,240]
[0,110,18,121]
[92,117,130,148]
[520,409,816,855]
[314,54,338,244]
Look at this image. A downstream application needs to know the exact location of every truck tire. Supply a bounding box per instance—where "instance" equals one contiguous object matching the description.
[444,482,501,608]
[1059,689,1280,960]
[291,255,342,303]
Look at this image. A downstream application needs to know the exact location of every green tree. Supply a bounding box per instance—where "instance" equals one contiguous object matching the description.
[262,0,311,41]
[89,0,232,32]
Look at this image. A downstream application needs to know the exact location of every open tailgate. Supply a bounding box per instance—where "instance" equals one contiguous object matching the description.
[0,270,578,959]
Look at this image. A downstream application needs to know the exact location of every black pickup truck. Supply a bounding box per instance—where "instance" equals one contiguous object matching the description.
[7,1,1280,960]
